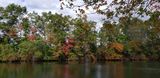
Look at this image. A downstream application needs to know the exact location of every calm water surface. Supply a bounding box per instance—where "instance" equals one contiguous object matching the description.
[0,62,160,78]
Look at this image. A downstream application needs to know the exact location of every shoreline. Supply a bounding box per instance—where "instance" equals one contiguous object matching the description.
[0,58,159,63]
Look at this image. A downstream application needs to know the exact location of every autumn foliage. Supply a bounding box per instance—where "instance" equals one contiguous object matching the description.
[62,37,74,55]
[109,42,124,53]
[27,34,36,41]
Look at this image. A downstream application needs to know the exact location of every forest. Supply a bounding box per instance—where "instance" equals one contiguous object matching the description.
[0,1,160,62]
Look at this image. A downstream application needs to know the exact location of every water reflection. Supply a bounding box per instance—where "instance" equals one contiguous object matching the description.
[96,64,102,78]
[0,62,160,78]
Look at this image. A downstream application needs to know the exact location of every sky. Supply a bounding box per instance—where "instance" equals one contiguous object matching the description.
[0,0,106,30]
[0,0,76,16]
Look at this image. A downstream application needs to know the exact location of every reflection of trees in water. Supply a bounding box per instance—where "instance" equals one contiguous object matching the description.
[30,63,123,78]
[94,62,124,78]
[0,64,35,78]
[84,63,90,78]
[112,62,124,78]
[64,65,70,78]
[0,62,159,78]
[0,63,125,78]
[96,64,102,78]
[52,64,84,78]
[98,62,124,78]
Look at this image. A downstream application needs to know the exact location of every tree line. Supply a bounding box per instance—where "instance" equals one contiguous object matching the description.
[0,3,160,62]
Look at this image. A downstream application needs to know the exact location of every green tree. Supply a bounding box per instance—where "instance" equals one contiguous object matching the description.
[72,18,97,61]
[3,3,26,26]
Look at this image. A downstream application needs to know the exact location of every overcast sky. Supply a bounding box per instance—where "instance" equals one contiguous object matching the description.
[0,0,76,15]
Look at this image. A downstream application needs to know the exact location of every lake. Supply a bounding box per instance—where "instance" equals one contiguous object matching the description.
[0,62,160,78]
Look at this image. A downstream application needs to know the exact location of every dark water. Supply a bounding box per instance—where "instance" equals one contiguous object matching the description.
[0,62,160,78]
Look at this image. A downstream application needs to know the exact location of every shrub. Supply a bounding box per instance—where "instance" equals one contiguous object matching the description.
[0,44,17,61]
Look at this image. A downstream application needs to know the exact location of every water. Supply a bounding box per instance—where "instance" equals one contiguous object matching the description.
[0,62,160,78]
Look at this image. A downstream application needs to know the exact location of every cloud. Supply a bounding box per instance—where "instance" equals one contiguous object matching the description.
[0,0,22,7]
[25,0,58,10]
[0,0,63,13]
